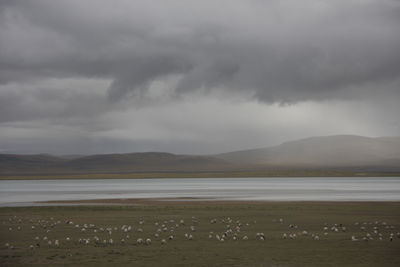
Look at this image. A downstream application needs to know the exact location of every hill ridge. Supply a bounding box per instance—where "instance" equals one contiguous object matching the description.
[1,135,399,174]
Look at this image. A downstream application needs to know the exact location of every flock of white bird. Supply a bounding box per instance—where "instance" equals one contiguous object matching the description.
[2,215,399,251]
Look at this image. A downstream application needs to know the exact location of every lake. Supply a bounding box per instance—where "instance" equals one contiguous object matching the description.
[0,177,399,206]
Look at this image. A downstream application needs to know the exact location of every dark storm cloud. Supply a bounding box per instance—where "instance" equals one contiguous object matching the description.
[0,78,112,123]
[1,0,400,155]
[1,0,399,103]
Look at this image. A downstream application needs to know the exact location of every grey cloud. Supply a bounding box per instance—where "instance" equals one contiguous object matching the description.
[107,55,190,101]
[0,79,112,123]
[1,96,399,155]
[1,0,400,155]
[1,0,399,103]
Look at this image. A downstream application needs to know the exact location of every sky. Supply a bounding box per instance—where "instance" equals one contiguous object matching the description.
[0,0,399,155]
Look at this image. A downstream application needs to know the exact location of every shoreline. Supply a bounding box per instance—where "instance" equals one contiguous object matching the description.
[44,197,400,204]
[2,177,399,207]
[2,198,397,208]
[1,171,400,180]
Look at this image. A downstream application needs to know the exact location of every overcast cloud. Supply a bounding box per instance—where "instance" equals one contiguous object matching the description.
[0,0,399,154]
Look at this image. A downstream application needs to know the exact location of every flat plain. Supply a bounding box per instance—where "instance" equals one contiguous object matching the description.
[1,201,400,266]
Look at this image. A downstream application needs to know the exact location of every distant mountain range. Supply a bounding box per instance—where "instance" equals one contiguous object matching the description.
[1,135,399,175]
[215,135,400,167]
[0,152,232,174]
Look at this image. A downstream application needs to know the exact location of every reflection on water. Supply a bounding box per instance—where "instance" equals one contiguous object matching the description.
[0,177,399,206]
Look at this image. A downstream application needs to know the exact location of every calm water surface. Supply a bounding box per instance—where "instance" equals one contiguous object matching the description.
[0,177,399,206]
